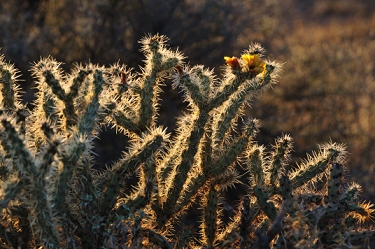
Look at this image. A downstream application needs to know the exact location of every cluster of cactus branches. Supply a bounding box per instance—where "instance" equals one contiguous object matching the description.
[0,35,374,248]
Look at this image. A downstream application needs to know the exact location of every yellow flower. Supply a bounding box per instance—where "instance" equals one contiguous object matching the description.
[224,56,240,69]
[241,54,266,77]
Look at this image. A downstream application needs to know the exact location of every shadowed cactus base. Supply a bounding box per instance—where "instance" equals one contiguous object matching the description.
[0,35,374,248]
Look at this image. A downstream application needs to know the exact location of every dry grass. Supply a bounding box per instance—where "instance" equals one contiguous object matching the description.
[245,2,375,200]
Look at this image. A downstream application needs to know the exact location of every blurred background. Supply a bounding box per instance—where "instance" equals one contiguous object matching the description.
[1,0,375,200]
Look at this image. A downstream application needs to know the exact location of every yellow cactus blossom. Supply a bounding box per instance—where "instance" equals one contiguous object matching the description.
[224,56,240,69]
[241,54,266,78]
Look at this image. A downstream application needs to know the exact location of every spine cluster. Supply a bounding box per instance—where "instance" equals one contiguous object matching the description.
[0,35,374,248]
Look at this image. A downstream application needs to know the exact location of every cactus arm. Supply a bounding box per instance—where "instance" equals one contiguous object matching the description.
[0,118,60,248]
[254,186,277,221]
[100,133,164,213]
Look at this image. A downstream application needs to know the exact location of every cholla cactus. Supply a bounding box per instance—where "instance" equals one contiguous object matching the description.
[0,35,374,248]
